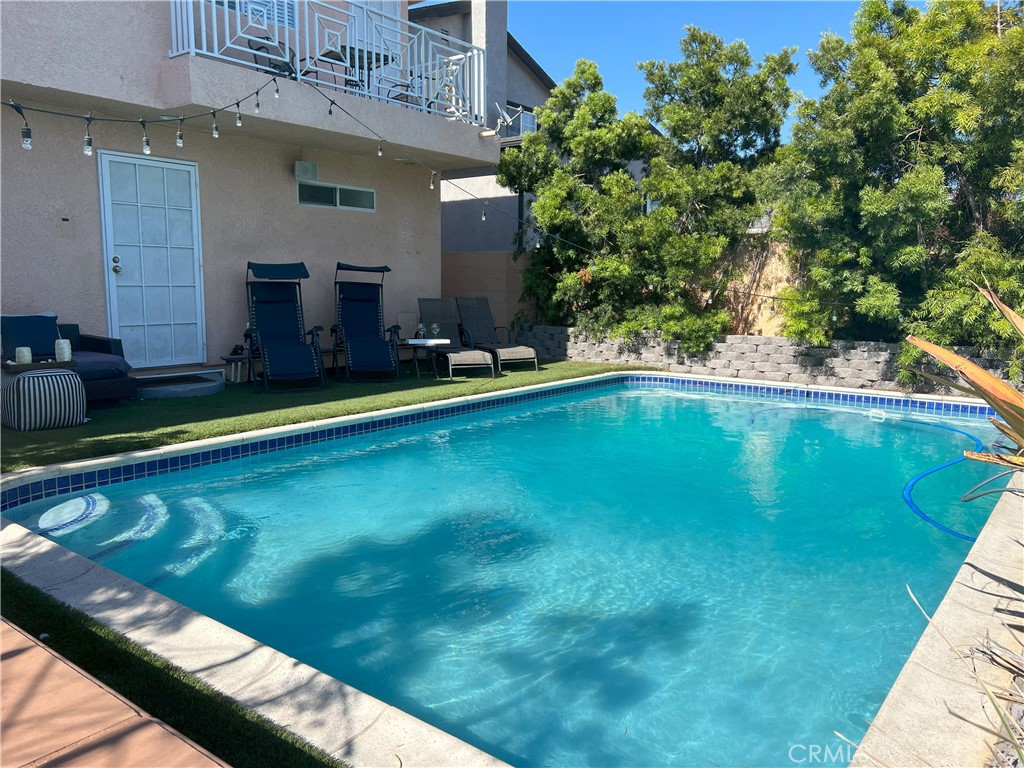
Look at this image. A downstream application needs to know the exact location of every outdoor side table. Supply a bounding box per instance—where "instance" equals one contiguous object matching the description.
[221,354,246,383]
[399,338,450,377]
[1,365,86,431]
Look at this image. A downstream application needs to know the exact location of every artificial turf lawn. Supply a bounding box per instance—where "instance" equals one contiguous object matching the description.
[0,569,347,768]
[1,361,642,472]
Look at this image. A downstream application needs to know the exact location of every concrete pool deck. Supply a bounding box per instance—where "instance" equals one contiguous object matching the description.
[1,373,1020,766]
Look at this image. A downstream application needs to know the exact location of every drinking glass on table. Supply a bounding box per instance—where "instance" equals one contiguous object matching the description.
[430,322,440,338]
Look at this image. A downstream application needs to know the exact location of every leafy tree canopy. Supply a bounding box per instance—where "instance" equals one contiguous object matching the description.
[768,0,1024,377]
[498,29,795,352]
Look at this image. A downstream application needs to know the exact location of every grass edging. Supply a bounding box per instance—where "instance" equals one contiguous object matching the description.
[1,361,641,472]
[0,568,347,768]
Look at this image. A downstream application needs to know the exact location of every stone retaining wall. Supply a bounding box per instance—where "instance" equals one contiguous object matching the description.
[519,325,1009,391]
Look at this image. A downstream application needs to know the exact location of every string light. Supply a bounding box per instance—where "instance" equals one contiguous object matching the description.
[235,102,242,127]
[254,90,261,114]
[769,301,777,316]
[328,101,334,116]
[429,171,436,190]
[273,77,280,98]
[481,203,487,221]
[6,75,275,161]
[82,115,94,157]
[10,102,31,150]
[140,118,151,155]
[377,140,383,157]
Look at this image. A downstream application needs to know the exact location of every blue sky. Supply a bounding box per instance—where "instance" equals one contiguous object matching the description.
[507,1,867,118]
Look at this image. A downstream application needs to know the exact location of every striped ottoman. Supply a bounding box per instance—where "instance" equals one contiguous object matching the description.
[1,369,87,431]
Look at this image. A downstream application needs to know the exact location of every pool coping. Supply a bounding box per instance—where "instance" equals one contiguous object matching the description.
[0,372,1012,767]
[851,470,1022,767]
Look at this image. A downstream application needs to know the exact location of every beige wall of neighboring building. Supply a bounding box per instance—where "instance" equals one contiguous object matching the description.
[726,240,793,337]
[441,250,526,330]
[1,102,442,366]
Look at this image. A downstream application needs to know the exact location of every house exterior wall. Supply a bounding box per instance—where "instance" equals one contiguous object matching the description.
[506,54,550,109]
[1,102,441,366]
[0,0,502,369]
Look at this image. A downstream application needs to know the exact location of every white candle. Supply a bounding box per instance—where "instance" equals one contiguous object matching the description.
[15,347,31,364]
[55,339,72,362]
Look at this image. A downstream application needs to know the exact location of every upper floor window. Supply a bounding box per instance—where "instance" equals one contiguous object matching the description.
[505,106,537,138]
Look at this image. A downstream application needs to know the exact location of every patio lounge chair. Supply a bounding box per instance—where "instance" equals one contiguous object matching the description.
[456,297,538,373]
[0,313,137,403]
[331,262,400,381]
[245,262,325,392]
[417,298,494,379]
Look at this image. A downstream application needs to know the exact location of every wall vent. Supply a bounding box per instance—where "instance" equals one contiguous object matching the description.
[294,161,318,181]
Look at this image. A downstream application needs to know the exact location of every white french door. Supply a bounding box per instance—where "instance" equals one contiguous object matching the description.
[98,152,205,368]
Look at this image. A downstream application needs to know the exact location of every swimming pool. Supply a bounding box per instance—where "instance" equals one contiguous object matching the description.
[1,375,1002,766]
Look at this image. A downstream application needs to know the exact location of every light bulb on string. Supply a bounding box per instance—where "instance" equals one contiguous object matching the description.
[254,91,261,114]
[481,204,487,221]
[831,307,838,322]
[140,119,151,155]
[429,172,436,190]
[82,115,94,157]
[769,301,777,317]
[176,118,184,148]
[328,101,334,116]
[377,141,383,157]
[12,103,31,150]
[273,77,280,98]
[211,112,219,139]
[235,103,242,127]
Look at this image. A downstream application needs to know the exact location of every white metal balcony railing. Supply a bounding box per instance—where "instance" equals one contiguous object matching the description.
[169,0,486,124]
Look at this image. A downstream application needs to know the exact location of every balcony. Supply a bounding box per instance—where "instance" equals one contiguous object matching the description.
[169,0,486,125]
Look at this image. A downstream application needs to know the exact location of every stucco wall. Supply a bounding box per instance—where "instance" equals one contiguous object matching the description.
[506,54,551,108]
[439,175,519,253]
[0,103,441,367]
[518,327,1010,391]
[441,250,526,330]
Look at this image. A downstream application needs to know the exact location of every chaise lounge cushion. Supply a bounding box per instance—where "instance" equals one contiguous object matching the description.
[72,350,133,381]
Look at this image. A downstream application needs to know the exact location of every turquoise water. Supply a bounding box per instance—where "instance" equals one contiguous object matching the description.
[18,387,1000,766]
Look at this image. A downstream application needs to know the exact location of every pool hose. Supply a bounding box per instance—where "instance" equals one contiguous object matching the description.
[901,419,985,542]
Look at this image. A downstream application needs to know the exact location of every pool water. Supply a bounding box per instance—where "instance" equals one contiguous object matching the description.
[18,387,1000,766]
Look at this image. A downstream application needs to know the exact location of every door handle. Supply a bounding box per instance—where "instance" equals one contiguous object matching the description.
[112,265,122,274]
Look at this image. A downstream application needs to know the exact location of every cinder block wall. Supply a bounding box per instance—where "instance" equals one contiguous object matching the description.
[519,326,1010,392]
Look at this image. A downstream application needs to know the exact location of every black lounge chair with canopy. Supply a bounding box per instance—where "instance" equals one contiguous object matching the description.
[331,262,400,381]
[245,261,325,392]
[456,296,539,373]
[417,298,494,379]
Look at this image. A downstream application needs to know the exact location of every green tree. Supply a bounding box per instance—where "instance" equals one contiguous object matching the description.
[498,28,795,352]
[770,0,1024,376]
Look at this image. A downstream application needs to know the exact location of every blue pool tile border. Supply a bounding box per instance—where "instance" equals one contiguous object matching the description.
[0,374,997,514]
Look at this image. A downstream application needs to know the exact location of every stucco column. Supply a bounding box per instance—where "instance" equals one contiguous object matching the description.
[470,0,507,130]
